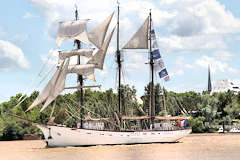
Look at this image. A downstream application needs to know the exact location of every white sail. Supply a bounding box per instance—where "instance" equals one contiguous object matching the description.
[88,12,114,49]
[87,26,116,69]
[68,64,96,81]
[40,59,70,112]
[57,20,91,47]
[58,49,94,65]
[123,16,149,49]
[26,60,67,112]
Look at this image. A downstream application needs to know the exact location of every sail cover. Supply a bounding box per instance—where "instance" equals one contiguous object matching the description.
[57,19,91,47]
[58,49,94,65]
[68,64,96,81]
[88,12,114,49]
[123,16,149,49]
[26,59,70,112]
[87,26,116,69]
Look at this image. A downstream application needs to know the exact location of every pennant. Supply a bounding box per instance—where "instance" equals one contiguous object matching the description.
[152,41,158,48]
[151,26,170,82]
[164,76,170,81]
[158,68,168,78]
[151,34,156,40]
[150,29,156,40]
[154,59,165,72]
[150,29,155,35]
[151,49,161,60]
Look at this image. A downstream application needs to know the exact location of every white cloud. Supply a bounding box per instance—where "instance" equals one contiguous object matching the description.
[169,12,206,37]
[156,0,240,54]
[12,34,29,42]
[122,1,176,26]
[124,52,147,73]
[213,51,233,61]
[0,27,6,38]
[98,69,108,78]
[195,55,238,74]
[158,35,226,52]
[40,49,58,65]
[175,56,193,68]
[23,12,39,19]
[170,69,184,78]
[0,40,30,71]
[160,0,240,36]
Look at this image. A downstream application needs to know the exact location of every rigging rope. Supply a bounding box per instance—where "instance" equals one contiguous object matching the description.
[69,99,122,129]
[14,64,56,109]
[17,50,57,103]
[49,100,56,119]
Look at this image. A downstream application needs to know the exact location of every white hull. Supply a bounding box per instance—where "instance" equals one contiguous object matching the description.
[37,124,191,147]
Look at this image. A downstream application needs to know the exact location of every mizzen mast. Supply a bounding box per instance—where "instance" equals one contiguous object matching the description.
[149,10,155,129]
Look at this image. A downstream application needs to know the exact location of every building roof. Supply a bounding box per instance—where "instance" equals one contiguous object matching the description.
[212,79,240,93]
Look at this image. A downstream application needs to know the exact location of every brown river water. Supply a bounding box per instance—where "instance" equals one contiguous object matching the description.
[0,133,239,160]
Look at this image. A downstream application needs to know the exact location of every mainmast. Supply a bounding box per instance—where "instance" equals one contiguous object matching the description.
[75,6,84,128]
[116,2,122,127]
[149,10,155,129]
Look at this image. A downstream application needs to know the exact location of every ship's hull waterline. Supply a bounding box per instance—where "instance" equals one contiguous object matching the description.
[37,125,192,147]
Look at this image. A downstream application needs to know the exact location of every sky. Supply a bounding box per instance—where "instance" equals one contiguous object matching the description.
[0,0,240,103]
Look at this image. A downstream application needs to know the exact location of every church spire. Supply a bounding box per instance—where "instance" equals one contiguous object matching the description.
[208,65,212,93]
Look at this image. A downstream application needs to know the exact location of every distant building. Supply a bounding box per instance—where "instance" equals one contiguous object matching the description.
[208,65,212,93]
[212,79,240,94]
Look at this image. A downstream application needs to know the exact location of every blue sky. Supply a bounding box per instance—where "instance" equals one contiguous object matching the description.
[0,0,240,103]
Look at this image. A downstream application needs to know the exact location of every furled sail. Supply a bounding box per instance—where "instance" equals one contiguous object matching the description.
[87,26,116,69]
[58,49,94,65]
[68,64,96,81]
[88,12,114,49]
[123,16,149,49]
[26,59,70,112]
[57,19,91,47]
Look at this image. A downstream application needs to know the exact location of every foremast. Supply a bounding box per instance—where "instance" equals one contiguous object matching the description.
[116,2,122,130]
[26,6,115,119]
[74,7,84,128]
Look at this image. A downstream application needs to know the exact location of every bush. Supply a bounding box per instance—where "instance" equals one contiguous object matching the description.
[190,116,205,133]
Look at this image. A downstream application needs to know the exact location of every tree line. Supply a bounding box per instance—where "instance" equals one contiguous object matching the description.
[0,83,240,140]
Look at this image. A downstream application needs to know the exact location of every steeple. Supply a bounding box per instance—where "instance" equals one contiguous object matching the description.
[208,65,212,93]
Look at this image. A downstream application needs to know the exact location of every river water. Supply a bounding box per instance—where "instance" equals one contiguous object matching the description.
[0,133,239,160]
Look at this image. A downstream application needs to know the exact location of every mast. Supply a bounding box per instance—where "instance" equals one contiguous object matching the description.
[116,2,122,128]
[75,6,84,128]
[149,10,155,129]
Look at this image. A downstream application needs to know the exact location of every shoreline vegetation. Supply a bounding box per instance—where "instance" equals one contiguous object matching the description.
[1,83,240,141]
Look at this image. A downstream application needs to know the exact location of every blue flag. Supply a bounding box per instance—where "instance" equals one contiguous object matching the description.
[158,68,168,78]
[150,29,155,35]
[151,49,161,60]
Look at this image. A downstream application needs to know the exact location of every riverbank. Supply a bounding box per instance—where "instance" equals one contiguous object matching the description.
[0,133,239,160]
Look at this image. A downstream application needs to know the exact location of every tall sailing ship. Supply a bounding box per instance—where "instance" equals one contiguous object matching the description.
[14,4,191,147]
